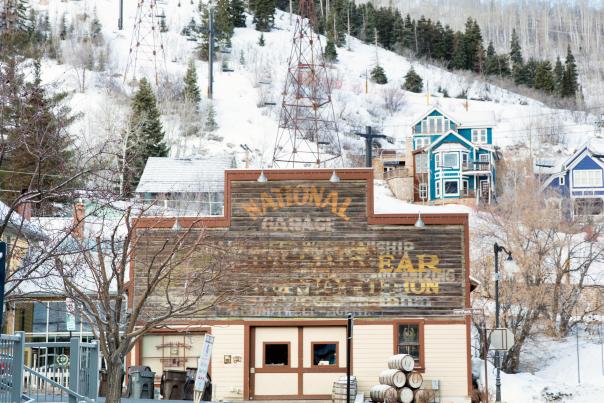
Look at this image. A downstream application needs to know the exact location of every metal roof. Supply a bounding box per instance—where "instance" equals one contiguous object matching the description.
[135,155,236,194]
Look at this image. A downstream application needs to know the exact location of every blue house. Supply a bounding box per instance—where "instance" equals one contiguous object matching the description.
[411,107,498,204]
[539,138,604,217]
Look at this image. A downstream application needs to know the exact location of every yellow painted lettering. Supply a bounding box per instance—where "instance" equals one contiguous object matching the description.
[241,200,262,220]
[321,191,339,214]
[417,255,442,273]
[260,192,277,213]
[410,281,426,294]
[270,188,286,208]
[336,197,352,221]
[309,185,326,207]
[379,255,394,272]
[424,282,440,294]
[293,185,310,206]
[395,253,415,272]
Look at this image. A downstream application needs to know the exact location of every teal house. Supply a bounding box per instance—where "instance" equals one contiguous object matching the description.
[411,107,498,204]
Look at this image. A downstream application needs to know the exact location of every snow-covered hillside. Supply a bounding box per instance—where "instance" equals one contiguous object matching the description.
[34,0,599,168]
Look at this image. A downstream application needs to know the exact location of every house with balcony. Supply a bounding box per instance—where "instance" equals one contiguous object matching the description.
[538,138,604,218]
[411,106,498,204]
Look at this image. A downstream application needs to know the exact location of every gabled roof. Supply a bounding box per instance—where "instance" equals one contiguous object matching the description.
[135,154,237,194]
[562,137,604,170]
[424,130,475,152]
[410,106,461,127]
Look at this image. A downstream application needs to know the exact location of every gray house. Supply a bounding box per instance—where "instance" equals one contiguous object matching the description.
[135,154,237,216]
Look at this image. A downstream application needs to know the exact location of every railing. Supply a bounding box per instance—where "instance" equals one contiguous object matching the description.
[462,161,490,171]
[0,333,98,403]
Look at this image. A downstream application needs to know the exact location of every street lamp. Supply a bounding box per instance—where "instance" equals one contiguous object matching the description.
[493,243,513,403]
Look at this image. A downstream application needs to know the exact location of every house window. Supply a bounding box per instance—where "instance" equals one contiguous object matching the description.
[472,129,488,144]
[419,183,428,200]
[415,137,430,149]
[462,180,469,196]
[462,153,469,169]
[264,343,289,366]
[573,170,603,187]
[312,342,337,366]
[559,176,565,186]
[443,152,459,169]
[444,180,459,195]
[395,322,424,367]
[415,154,428,173]
[574,198,604,216]
[435,181,441,197]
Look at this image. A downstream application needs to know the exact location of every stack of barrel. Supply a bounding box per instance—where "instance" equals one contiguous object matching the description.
[369,354,425,403]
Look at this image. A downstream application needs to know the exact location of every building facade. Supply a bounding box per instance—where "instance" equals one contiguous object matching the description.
[411,107,498,204]
[539,138,604,217]
[129,169,474,402]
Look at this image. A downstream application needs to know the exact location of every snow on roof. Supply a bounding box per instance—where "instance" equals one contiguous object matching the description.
[534,157,566,175]
[585,136,604,156]
[135,154,236,194]
[0,201,45,239]
[373,180,472,214]
[409,105,496,129]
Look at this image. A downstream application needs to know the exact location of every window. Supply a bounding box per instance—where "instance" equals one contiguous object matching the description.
[415,154,428,173]
[574,198,604,216]
[442,153,459,169]
[264,343,289,366]
[573,170,602,187]
[435,153,441,168]
[415,137,430,149]
[435,180,441,197]
[312,343,337,366]
[472,129,488,144]
[419,183,428,200]
[559,176,565,186]
[423,116,449,134]
[396,322,423,367]
[479,154,489,163]
[462,153,469,169]
[462,180,469,196]
[444,180,459,195]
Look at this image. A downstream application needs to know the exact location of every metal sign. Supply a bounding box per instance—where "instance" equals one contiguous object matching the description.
[65,298,76,332]
[56,354,69,367]
[489,328,515,351]
[194,334,215,393]
[0,242,5,332]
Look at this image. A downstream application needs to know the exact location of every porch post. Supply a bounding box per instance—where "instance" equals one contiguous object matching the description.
[69,337,80,403]
[12,331,25,403]
[89,341,99,400]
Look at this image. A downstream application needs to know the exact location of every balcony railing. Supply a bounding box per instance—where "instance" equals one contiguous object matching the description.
[462,161,490,171]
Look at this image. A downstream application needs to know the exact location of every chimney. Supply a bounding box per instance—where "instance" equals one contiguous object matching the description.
[73,202,85,239]
[15,189,32,221]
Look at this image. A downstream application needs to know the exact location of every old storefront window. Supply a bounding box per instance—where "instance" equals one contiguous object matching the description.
[397,323,421,364]
[312,342,337,366]
[264,343,289,366]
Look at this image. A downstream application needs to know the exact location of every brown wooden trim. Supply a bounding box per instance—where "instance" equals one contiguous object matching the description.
[464,213,471,308]
[243,324,250,400]
[262,341,292,368]
[393,319,425,371]
[297,327,303,395]
[249,326,255,398]
[310,341,339,368]
[254,367,298,373]
[302,367,347,373]
[465,316,473,396]
[424,319,466,325]
[144,326,210,334]
[252,394,332,400]
[243,320,348,327]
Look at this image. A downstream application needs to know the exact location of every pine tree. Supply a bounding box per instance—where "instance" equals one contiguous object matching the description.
[253,0,275,32]
[450,32,466,70]
[215,0,234,46]
[196,3,213,61]
[159,15,168,33]
[509,29,523,66]
[370,65,387,84]
[401,14,415,51]
[554,56,564,95]
[403,67,423,93]
[534,61,555,93]
[123,78,168,194]
[59,12,68,40]
[524,58,539,88]
[257,32,265,46]
[562,45,578,98]
[325,33,338,62]
[230,0,246,28]
[183,60,201,106]
[205,103,218,132]
[484,41,499,76]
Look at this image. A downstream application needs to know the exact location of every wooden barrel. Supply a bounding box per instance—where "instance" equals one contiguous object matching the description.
[414,389,436,403]
[332,376,357,402]
[407,371,423,389]
[387,354,415,372]
[398,387,414,403]
[378,369,406,388]
[369,385,397,403]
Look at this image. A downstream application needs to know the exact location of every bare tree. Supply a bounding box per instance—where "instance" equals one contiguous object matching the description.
[53,200,234,403]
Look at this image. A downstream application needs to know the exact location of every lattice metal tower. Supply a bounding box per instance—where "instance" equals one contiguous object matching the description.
[124,0,166,85]
[272,0,342,167]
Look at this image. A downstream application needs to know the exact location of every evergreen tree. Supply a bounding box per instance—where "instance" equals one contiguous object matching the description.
[253,0,275,32]
[59,13,68,40]
[534,61,555,93]
[401,14,415,51]
[215,0,234,46]
[509,28,523,66]
[324,33,338,62]
[562,45,578,98]
[554,56,564,95]
[370,65,387,84]
[159,15,168,33]
[257,33,265,46]
[230,0,246,28]
[450,32,466,70]
[524,58,539,88]
[123,78,168,194]
[484,41,499,76]
[402,67,423,93]
[183,60,201,106]
[205,103,218,132]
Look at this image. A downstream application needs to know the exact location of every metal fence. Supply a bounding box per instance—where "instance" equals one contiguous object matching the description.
[0,332,98,403]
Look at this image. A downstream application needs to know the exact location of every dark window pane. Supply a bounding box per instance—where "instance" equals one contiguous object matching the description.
[398,324,420,362]
[444,181,458,194]
[33,302,47,332]
[48,302,67,332]
[312,343,336,366]
[265,344,288,366]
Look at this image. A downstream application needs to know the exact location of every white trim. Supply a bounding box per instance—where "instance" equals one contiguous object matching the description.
[442,152,460,169]
[572,169,603,188]
[410,106,460,128]
[424,130,475,152]
[435,180,441,198]
[443,179,460,196]
[471,128,488,144]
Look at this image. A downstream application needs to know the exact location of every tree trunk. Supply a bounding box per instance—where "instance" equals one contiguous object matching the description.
[105,359,125,403]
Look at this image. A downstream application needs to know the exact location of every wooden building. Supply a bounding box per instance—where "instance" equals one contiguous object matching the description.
[129,169,474,403]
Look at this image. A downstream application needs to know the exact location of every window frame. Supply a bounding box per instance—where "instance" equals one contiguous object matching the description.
[419,183,428,200]
[573,169,603,188]
[462,180,469,196]
[559,176,565,186]
[444,179,460,196]
[435,180,441,197]
[262,342,291,367]
[442,152,459,169]
[471,129,488,144]
[310,341,339,368]
[393,320,425,371]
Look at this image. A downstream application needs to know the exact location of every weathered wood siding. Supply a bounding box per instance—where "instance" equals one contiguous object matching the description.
[133,180,467,318]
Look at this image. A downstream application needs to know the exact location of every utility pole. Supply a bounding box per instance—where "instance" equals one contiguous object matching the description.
[355,126,386,168]
[493,243,513,403]
[208,1,215,99]
[118,0,124,30]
